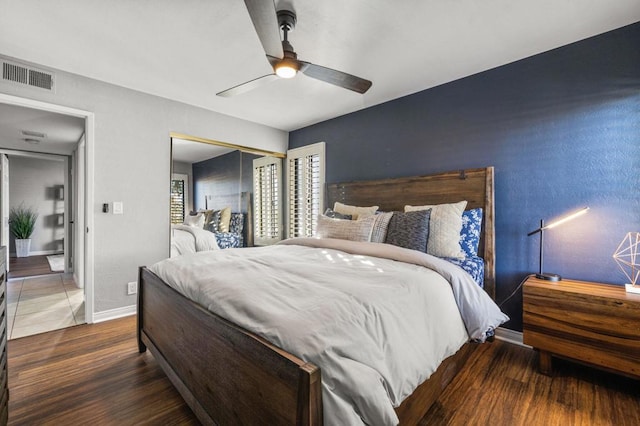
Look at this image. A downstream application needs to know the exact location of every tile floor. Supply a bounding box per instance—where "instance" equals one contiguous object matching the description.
[7,273,85,340]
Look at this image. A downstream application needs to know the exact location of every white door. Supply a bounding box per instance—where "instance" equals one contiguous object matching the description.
[0,154,8,268]
[74,136,85,289]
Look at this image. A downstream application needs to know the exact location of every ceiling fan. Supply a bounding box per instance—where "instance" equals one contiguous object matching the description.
[216,0,372,97]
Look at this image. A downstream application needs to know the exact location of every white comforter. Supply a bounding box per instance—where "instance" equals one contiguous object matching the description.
[170,224,219,257]
[150,238,508,425]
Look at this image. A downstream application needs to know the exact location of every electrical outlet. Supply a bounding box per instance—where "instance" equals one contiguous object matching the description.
[127,281,137,295]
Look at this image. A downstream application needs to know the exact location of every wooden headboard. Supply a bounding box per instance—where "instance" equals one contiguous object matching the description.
[326,167,495,299]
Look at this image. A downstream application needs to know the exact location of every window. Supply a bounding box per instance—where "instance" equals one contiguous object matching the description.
[253,156,282,245]
[170,173,189,224]
[286,142,325,238]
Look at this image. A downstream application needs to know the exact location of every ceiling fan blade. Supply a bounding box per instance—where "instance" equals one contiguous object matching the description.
[244,0,283,59]
[299,61,372,94]
[216,73,279,97]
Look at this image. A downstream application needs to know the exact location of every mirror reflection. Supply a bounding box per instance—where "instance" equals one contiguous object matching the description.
[169,134,283,257]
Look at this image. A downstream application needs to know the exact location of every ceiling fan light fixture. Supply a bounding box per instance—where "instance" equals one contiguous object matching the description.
[275,58,298,79]
[216,3,372,96]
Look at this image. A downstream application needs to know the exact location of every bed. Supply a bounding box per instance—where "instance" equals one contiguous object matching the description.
[170,224,219,257]
[170,211,247,256]
[139,167,503,425]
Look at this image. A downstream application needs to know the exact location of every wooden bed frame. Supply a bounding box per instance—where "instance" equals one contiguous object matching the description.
[138,167,495,425]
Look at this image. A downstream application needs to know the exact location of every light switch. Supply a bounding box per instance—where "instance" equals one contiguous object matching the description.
[113,201,123,215]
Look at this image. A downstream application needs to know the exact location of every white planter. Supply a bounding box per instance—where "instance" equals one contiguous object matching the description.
[15,239,31,257]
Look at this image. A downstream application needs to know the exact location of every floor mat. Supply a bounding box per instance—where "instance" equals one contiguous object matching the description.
[46,255,65,272]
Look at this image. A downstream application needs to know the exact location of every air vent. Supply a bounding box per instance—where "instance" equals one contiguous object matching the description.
[1,59,55,91]
[28,69,53,90]
[22,130,46,138]
[2,62,27,85]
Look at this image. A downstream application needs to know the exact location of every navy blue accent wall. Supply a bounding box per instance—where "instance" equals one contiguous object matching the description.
[241,152,260,196]
[192,150,260,213]
[289,23,640,331]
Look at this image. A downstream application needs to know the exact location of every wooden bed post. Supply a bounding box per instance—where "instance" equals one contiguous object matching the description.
[296,363,323,426]
[137,266,146,353]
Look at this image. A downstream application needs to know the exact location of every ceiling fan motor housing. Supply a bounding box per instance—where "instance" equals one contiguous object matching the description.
[275,9,299,77]
[277,9,297,31]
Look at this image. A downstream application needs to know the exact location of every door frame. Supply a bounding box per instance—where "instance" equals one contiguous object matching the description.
[0,93,95,323]
[0,154,8,268]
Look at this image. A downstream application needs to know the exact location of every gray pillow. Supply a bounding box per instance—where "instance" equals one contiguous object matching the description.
[385,209,431,252]
[324,208,353,220]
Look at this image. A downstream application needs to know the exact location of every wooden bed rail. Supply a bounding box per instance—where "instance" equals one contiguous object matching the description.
[138,267,323,425]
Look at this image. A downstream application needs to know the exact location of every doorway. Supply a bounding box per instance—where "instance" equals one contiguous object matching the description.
[0,93,95,336]
[2,151,68,279]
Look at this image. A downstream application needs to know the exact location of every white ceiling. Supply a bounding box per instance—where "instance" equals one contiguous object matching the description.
[0,1,639,133]
[0,103,84,155]
[172,137,234,164]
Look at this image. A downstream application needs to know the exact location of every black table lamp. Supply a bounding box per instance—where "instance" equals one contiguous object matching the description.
[527,207,589,281]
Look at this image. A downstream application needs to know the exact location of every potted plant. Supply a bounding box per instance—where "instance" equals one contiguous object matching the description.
[9,204,38,257]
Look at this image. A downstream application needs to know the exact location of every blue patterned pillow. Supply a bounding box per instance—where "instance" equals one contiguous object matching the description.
[445,256,485,287]
[215,232,243,249]
[460,208,483,257]
[229,213,244,234]
[385,210,431,252]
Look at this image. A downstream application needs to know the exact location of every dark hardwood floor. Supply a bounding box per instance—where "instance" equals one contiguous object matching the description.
[7,317,640,425]
[8,317,197,425]
[8,255,59,279]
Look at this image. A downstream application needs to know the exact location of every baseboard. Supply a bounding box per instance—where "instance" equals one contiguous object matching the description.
[92,305,136,323]
[33,250,64,256]
[9,250,63,257]
[495,327,531,348]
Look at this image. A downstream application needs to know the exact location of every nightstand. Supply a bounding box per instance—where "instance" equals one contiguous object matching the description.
[523,276,640,379]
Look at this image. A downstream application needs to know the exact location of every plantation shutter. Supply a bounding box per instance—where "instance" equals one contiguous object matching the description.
[253,156,283,245]
[170,174,189,224]
[286,142,325,238]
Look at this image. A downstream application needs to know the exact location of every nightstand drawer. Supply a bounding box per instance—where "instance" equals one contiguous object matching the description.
[523,276,640,379]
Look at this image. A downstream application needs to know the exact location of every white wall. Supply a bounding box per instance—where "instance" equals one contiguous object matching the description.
[8,155,65,255]
[0,58,288,314]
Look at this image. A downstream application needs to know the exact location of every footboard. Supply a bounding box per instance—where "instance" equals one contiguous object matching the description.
[137,267,323,425]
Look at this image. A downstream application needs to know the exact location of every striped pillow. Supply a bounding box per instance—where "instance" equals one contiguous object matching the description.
[370,212,394,243]
[316,215,375,242]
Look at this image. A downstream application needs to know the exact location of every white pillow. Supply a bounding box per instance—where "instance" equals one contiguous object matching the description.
[405,201,467,258]
[334,201,379,220]
[183,212,205,228]
[316,214,376,242]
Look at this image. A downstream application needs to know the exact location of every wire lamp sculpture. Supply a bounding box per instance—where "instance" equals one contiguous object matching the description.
[613,232,640,294]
